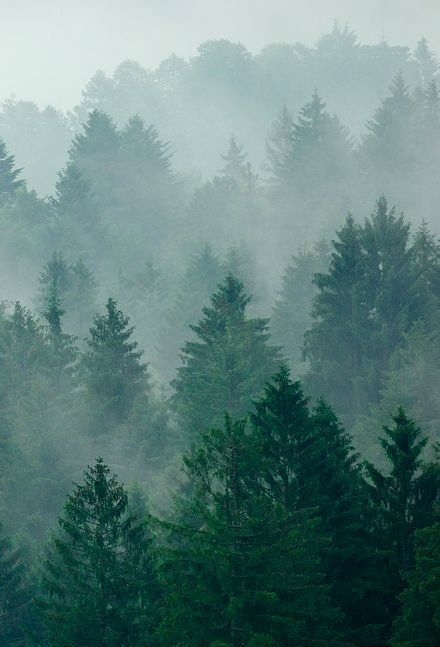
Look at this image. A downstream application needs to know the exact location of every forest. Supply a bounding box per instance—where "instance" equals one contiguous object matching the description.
[1,19,440,646]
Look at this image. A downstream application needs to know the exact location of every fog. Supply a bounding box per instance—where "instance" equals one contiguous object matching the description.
[2,0,440,108]
[2,2,440,644]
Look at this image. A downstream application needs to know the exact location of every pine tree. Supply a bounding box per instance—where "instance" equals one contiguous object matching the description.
[391,516,440,647]
[172,274,281,439]
[159,415,345,646]
[42,281,77,377]
[159,244,223,379]
[265,104,295,193]
[414,37,438,86]
[40,458,159,646]
[82,298,148,430]
[304,214,370,417]
[251,367,386,645]
[362,72,415,180]
[69,110,120,212]
[50,162,106,260]
[291,91,353,195]
[271,241,330,369]
[0,523,34,645]
[361,197,414,380]
[365,409,440,639]
[219,136,257,188]
[0,138,24,207]
[119,116,178,242]
[365,409,440,573]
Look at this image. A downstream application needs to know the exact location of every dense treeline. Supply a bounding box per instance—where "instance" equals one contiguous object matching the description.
[1,24,440,646]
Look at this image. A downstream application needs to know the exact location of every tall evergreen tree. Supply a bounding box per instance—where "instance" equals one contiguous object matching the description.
[365,409,440,637]
[172,274,281,438]
[265,104,295,193]
[160,415,345,646]
[391,516,440,647]
[361,72,415,183]
[50,162,106,260]
[0,523,34,645]
[82,298,148,430]
[304,214,370,417]
[251,367,386,645]
[40,458,159,646]
[271,241,330,369]
[0,138,24,207]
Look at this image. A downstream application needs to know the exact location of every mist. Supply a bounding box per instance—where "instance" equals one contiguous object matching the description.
[1,2,440,645]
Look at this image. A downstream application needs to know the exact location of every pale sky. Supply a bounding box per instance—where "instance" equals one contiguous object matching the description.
[1,0,440,109]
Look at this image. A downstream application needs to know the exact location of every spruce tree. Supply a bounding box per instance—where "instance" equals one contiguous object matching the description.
[159,244,223,379]
[40,458,159,646]
[365,409,440,573]
[365,409,440,638]
[391,516,440,647]
[361,72,415,181]
[271,241,330,369]
[0,523,34,645]
[172,274,281,439]
[265,104,295,193]
[250,367,386,645]
[82,298,148,430]
[304,214,370,417]
[159,415,344,646]
[0,138,24,207]
[50,162,106,260]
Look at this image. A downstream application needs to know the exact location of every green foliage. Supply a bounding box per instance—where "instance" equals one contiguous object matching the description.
[172,274,281,438]
[82,298,148,430]
[0,138,24,207]
[159,415,344,646]
[40,458,159,646]
[0,523,34,645]
[251,367,386,645]
[391,517,440,646]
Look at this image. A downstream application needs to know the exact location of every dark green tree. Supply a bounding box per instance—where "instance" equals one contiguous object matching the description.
[82,298,148,430]
[50,162,106,260]
[304,214,370,417]
[40,458,159,646]
[0,523,34,645]
[361,72,415,184]
[271,241,330,369]
[159,415,344,646]
[365,409,440,638]
[391,515,440,647]
[0,138,24,207]
[251,367,386,645]
[172,274,281,438]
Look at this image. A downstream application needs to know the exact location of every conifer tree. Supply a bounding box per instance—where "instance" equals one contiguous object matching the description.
[362,72,415,180]
[42,282,77,377]
[50,162,106,259]
[365,409,440,573]
[271,241,330,369]
[290,91,353,194]
[251,367,386,645]
[391,516,440,647]
[0,523,34,645]
[82,298,148,430]
[40,458,159,646]
[304,214,370,416]
[414,37,438,86]
[266,104,295,192]
[0,138,24,207]
[365,409,440,638]
[69,110,120,211]
[172,274,281,438]
[160,415,345,646]
[219,135,257,188]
